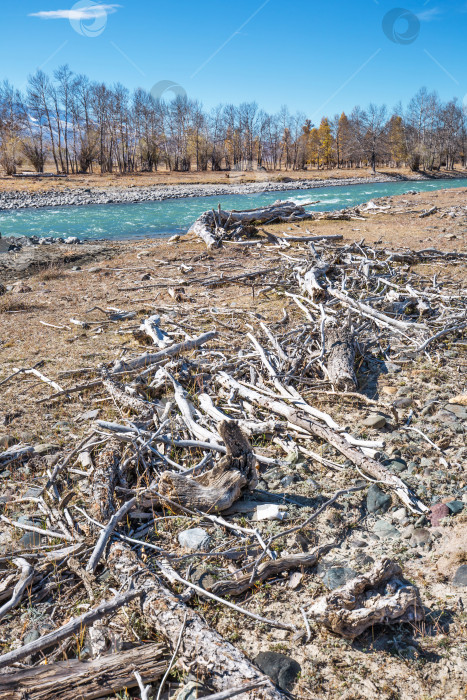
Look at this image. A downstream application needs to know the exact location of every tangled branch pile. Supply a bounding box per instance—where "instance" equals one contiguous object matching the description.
[0,233,466,698]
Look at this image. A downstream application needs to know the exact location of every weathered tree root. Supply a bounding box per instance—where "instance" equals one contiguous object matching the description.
[307,558,424,639]
[159,420,258,512]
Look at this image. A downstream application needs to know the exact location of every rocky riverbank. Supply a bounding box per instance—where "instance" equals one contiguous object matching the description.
[0,172,449,211]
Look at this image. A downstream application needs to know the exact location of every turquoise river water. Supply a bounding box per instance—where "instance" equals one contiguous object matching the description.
[0,178,465,241]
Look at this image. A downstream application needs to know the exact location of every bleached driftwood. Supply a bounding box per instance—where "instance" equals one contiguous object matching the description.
[190,201,312,249]
[325,320,358,391]
[112,331,217,374]
[159,420,258,512]
[307,558,424,639]
[0,643,168,700]
[139,314,171,348]
[0,558,34,621]
[297,263,329,302]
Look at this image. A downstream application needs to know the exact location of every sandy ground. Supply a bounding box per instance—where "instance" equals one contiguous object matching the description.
[1,166,466,195]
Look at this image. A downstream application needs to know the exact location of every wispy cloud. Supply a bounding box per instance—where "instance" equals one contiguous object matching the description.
[416,7,442,22]
[29,4,121,20]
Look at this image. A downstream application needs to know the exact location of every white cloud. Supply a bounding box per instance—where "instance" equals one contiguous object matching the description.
[29,4,121,20]
[416,7,442,22]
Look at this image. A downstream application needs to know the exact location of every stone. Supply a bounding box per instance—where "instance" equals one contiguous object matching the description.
[20,531,45,548]
[453,565,467,588]
[362,414,386,429]
[178,528,211,551]
[383,361,401,373]
[254,504,286,521]
[444,404,467,421]
[449,394,467,406]
[393,397,413,409]
[76,409,100,421]
[176,681,209,700]
[373,519,400,539]
[254,651,301,692]
[393,507,407,521]
[64,236,81,244]
[322,566,357,590]
[446,500,464,515]
[401,524,415,540]
[23,629,40,645]
[411,528,432,547]
[366,484,392,514]
[281,474,298,487]
[429,503,450,526]
[190,566,217,591]
[385,459,407,474]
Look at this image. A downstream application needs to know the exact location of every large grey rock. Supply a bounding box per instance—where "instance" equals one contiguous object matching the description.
[366,484,391,514]
[373,519,400,539]
[178,528,211,551]
[254,651,301,691]
[362,414,386,429]
[446,500,464,515]
[453,565,467,588]
[444,404,467,421]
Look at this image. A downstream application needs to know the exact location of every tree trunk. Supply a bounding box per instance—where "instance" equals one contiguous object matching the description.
[325,321,358,391]
[0,643,167,700]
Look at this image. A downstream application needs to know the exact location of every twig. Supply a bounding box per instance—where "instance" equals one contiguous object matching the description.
[155,612,187,700]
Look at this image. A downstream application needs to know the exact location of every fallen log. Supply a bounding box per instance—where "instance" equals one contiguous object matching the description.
[307,558,424,639]
[107,542,288,699]
[190,201,312,249]
[0,643,168,700]
[325,320,358,391]
[159,420,258,512]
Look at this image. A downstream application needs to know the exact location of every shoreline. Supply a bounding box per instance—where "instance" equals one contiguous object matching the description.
[1,171,466,212]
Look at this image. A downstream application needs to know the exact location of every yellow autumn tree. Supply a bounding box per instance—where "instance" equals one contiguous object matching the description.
[318,117,333,168]
[387,115,407,166]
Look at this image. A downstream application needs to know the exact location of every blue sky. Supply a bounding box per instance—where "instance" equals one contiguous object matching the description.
[2,1,466,118]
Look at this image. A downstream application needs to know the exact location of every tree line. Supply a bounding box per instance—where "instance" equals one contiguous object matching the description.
[0,66,465,176]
